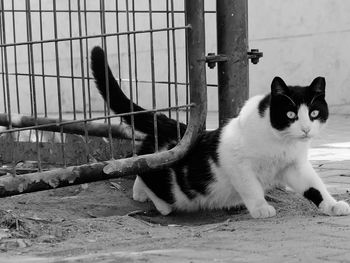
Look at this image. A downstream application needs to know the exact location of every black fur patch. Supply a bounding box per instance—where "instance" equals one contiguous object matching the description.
[139,169,175,204]
[176,128,222,198]
[91,46,187,148]
[258,94,271,117]
[269,76,328,131]
[139,129,222,203]
[304,187,323,207]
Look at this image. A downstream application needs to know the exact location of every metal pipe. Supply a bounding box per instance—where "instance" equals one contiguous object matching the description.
[11,0,20,114]
[38,0,48,117]
[0,26,191,48]
[148,0,159,152]
[100,0,115,160]
[78,0,91,162]
[53,0,66,165]
[68,0,77,120]
[131,0,139,104]
[166,0,172,119]
[125,0,137,156]
[0,1,7,115]
[83,0,92,119]
[26,0,42,171]
[0,9,216,14]
[217,0,249,126]
[1,72,220,88]
[170,0,181,142]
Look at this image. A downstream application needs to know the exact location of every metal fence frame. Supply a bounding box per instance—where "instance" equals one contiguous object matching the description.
[0,0,207,197]
[0,0,254,197]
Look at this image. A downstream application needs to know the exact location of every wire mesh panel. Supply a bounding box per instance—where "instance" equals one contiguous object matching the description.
[0,0,207,196]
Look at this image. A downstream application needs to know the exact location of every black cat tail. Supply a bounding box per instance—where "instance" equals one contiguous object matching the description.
[90,46,186,141]
[90,46,144,115]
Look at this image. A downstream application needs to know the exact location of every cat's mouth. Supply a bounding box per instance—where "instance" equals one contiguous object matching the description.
[299,135,311,140]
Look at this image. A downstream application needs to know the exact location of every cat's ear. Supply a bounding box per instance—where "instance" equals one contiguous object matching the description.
[310,77,325,94]
[271,76,289,95]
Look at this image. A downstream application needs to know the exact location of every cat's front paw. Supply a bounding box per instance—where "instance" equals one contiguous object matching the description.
[250,204,276,219]
[320,200,350,216]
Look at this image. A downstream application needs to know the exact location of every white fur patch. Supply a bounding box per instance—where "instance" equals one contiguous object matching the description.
[168,95,309,211]
[168,95,314,212]
[286,104,322,140]
[171,160,243,211]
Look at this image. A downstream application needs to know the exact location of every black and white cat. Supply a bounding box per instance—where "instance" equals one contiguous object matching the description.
[91,46,350,219]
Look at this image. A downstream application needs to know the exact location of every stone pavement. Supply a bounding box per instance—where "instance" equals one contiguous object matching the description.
[309,114,350,194]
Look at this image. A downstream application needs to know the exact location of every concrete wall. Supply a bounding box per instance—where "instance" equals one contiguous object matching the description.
[1,0,350,117]
[248,0,350,114]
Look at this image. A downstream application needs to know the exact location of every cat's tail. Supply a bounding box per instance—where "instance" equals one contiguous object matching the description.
[90,46,186,140]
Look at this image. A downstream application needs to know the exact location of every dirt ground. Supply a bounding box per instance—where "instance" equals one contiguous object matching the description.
[0,176,349,263]
[0,115,349,262]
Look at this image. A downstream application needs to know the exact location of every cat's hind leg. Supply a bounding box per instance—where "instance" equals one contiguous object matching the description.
[133,176,148,202]
[134,176,173,216]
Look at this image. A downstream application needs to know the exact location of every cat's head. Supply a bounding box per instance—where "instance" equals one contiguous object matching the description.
[269,76,328,141]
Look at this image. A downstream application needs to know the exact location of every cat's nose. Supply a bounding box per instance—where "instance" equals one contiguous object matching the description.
[301,127,311,135]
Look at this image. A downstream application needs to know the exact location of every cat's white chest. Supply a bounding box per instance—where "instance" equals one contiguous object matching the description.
[249,138,307,188]
[218,117,307,191]
[250,151,293,189]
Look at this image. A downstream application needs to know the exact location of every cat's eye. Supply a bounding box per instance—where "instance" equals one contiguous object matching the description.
[310,110,319,118]
[286,111,296,119]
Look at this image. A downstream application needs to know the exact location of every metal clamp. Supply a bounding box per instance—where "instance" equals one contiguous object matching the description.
[206,49,263,68]
[247,49,263,64]
[205,53,228,69]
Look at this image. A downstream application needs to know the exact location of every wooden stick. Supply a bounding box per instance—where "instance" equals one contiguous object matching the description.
[0,113,145,140]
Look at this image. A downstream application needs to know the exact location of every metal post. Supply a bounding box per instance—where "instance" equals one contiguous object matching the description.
[185,0,207,133]
[217,0,249,126]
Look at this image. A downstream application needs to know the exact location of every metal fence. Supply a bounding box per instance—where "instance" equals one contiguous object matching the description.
[0,0,254,197]
[0,0,208,196]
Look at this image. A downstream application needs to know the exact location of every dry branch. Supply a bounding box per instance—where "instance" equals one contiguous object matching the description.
[0,113,145,140]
